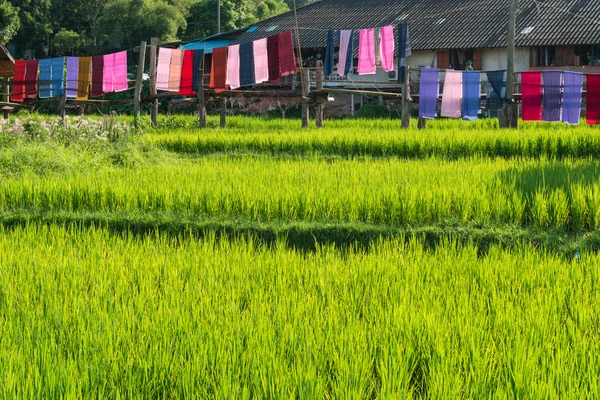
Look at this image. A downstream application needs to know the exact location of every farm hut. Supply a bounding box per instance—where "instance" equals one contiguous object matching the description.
[0,45,15,78]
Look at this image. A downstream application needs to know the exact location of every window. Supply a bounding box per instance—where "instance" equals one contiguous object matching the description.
[449,49,474,70]
[575,45,600,66]
[530,46,556,67]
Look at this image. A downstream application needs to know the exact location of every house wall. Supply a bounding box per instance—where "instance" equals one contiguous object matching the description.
[481,47,530,71]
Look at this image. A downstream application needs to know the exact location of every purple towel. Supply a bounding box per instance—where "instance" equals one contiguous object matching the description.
[419,68,439,119]
[66,57,79,98]
[562,71,582,125]
[542,71,563,122]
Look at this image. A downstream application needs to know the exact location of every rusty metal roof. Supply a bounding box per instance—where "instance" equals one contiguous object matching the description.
[231,0,600,51]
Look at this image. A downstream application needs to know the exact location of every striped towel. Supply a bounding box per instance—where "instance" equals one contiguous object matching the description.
[380,26,394,72]
[112,51,128,92]
[542,71,562,122]
[227,45,241,90]
[38,59,53,98]
[25,60,39,99]
[462,71,481,121]
[51,57,65,97]
[239,42,255,87]
[11,60,27,102]
[91,56,104,97]
[267,34,280,82]
[278,30,297,76]
[521,71,542,121]
[103,53,114,93]
[419,68,439,119]
[562,71,582,125]
[211,47,228,93]
[156,47,172,91]
[338,30,353,77]
[179,50,195,96]
[192,50,204,93]
[77,57,91,100]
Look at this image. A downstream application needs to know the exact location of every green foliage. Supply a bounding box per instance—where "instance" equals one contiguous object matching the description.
[354,102,396,119]
[0,0,19,44]
[51,29,89,55]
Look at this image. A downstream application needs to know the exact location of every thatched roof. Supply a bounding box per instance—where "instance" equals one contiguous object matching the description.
[0,45,15,78]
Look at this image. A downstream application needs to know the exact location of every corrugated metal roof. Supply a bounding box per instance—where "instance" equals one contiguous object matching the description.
[231,0,600,51]
[180,39,234,53]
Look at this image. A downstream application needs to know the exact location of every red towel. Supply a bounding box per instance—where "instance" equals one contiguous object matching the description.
[25,60,39,98]
[267,34,280,82]
[91,56,104,97]
[521,71,542,121]
[586,74,600,125]
[179,50,195,96]
[278,30,297,76]
[211,47,228,94]
[11,60,27,103]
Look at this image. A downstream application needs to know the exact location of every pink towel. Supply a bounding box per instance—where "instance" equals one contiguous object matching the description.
[227,44,241,89]
[156,47,172,91]
[169,49,183,92]
[358,28,376,75]
[440,70,463,118]
[338,30,353,76]
[380,26,394,72]
[253,38,269,84]
[113,51,128,92]
[102,53,115,92]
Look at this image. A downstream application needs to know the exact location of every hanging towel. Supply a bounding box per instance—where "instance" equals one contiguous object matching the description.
[66,57,79,98]
[397,24,411,84]
[156,47,172,91]
[179,50,195,96]
[211,47,228,93]
[324,30,335,77]
[11,60,27,102]
[462,71,481,120]
[440,70,462,118]
[38,59,53,98]
[253,38,269,84]
[50,57,65,97]
[25,60,39,99]
[358,28,376,75]
[112,51,128,92]
[521,71,542,121]
[168,50,183,92]
[77,57,91,100]
[419,68,439,119]
[278,30,297,76]
[267,35,280,82]
[91,56,104,97]
[338,30,354,76]
[486,70,506,111]
[586,74,600,125]
[542,71,562,122]
[562,71,582,125]
[192,50,204,93]
[239,42,255,87]
[380,26,394,72]
[102,53,114,93]
[227,45,241,90]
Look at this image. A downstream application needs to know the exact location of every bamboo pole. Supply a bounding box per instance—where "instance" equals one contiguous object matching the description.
[134,41,147,119]
[301,68,310,128]
[149,38,159,127]
[3,78,10,119]
[197,69,207,128]
[401,66,411,129]
[315,60,324,128]
[220,95,227,128]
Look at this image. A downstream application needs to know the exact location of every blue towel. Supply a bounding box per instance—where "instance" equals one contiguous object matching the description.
[192,50,204,93]
[486,70,506,111]
[562,71,582,125]
[239,42,255,87]
[542,70,563,122]
[397,24,411,83]
[324,30,335,77]
[38,59,52,98]
[419,68,439,119]
[462,71,481,120]
[51,57,65,97]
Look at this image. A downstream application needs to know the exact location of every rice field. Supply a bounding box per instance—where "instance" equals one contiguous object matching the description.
[2,115,600,397]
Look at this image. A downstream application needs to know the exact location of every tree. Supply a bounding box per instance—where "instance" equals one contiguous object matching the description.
[0,0,20,44]
[8,0,52,56]
[52,29,89,55]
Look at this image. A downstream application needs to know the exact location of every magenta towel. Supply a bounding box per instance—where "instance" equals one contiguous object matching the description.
[380,26,394,72]
[358,28,376,75]
[156,47,172,91]
[227,44,241,89]
[441,70,463,118]
[103,53,115,93]
[66,57,79,98]
[113,51,128,92]
[338,30,353,76]
[253,38,269,84]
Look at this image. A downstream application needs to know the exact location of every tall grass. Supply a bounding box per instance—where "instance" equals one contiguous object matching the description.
[0,224,598,398]
[2,156,600,231]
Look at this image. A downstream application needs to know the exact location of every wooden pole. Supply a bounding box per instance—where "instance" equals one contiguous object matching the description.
[315,60,324,128]
[57,94,66,119]
[149,37,159,127]
[3,78,10,119]
[401,66,411,128]
[197,68,207,128]
[301,68,310,128]
[220,95,227,128]
[134,41,147,119]
[351,94,355,116]
[418,117,427,129]
[502,0,518,128]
